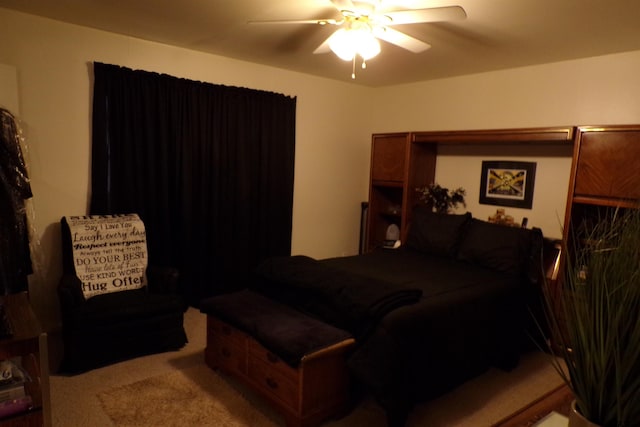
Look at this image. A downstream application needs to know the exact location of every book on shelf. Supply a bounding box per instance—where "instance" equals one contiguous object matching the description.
[0,381,25,402]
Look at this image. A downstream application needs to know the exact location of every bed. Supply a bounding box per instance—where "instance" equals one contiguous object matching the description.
[210,209,546,426]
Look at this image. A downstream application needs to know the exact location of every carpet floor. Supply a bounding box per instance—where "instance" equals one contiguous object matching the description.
[50,307,564,427]
[97,364,279,427]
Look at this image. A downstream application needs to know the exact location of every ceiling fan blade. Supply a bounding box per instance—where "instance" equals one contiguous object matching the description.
[248,18,341,25]
[373,26,431,53]
[331,0,356,13]
[384,6,466,25]
[313,33,335,54]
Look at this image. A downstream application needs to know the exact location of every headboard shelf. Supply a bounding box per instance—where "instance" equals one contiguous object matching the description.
[412,126,575,145]
[366,126,576,251]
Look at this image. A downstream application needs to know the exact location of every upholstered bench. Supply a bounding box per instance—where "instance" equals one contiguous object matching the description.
[200,289,355,427]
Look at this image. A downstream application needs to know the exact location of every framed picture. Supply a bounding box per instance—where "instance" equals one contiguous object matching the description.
[479,161,537,209]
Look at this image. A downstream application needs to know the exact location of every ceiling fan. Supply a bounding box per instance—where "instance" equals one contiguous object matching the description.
[249,0,466,78]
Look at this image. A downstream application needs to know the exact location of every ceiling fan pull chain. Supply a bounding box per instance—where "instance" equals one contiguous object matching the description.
[351,56,356,79]
[362,58,367,69]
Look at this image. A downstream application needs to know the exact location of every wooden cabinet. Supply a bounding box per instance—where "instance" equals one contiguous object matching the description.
[557,124,640,309]
[366,133,436,251]
[365,127,575,252]
[0,293,48,427]
[552,125,640,353]
[563,125,640,245]
[572,126,640,201]
[370,134,407,182]
[205,316,355,427]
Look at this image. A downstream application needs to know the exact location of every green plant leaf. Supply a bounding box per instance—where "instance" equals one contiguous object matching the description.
[538,206,640,427]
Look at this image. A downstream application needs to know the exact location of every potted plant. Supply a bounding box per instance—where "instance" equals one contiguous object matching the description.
[415,183,466,214]
[541,207,640,427]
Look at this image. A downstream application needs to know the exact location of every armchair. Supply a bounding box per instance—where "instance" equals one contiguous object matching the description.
[57,214,187,373]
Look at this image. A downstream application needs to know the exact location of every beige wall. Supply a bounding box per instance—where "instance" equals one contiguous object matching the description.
[0,63,19,113]
[435,144,573,239]
[370,50,640,239]
[0,8,373,329]
[2,5,640,331]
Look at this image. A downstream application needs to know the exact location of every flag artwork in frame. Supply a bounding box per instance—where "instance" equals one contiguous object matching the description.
[479,161,536,209]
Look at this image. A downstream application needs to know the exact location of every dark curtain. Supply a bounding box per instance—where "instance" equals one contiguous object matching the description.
[0,108,33,294]
[90,62,296,306]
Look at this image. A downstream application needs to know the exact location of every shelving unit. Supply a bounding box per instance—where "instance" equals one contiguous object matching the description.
[544,124,640,354]
[562,125,640,257]
[0,293,48,427]
[366,133,436,251]
[365,127,575,252]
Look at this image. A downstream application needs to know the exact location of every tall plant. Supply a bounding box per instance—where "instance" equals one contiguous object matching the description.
[541,207,640,427]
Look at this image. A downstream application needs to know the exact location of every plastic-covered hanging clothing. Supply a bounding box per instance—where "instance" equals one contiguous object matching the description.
[0,108,33,294]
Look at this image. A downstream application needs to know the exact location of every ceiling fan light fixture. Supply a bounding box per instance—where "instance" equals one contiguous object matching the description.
[329,26,380,61]
[358,32,381,60]
[252,3,467,79]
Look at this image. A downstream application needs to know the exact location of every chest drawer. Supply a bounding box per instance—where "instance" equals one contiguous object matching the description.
[247,353,300,410]
[207,335,247,375]
[207,316,246,346]
[248,339,298,381]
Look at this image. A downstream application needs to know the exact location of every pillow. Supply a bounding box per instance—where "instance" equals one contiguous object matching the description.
[456,218,534,275]
[405,207,471,257]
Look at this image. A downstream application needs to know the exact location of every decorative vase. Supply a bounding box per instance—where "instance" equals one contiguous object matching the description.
[568,400,600,427]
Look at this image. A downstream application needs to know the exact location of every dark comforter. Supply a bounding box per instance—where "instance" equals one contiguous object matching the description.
[254,248,539,423]
[322,250,529,407]
[256,254,423,338]
[252,213,544,425]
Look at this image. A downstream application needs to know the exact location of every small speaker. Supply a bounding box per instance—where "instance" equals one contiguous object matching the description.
[385,224,400,241]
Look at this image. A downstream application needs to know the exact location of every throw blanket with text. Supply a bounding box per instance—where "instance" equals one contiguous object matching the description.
[64,214,148,299]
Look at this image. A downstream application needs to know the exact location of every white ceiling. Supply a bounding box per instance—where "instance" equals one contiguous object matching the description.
[2,0,640,87]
